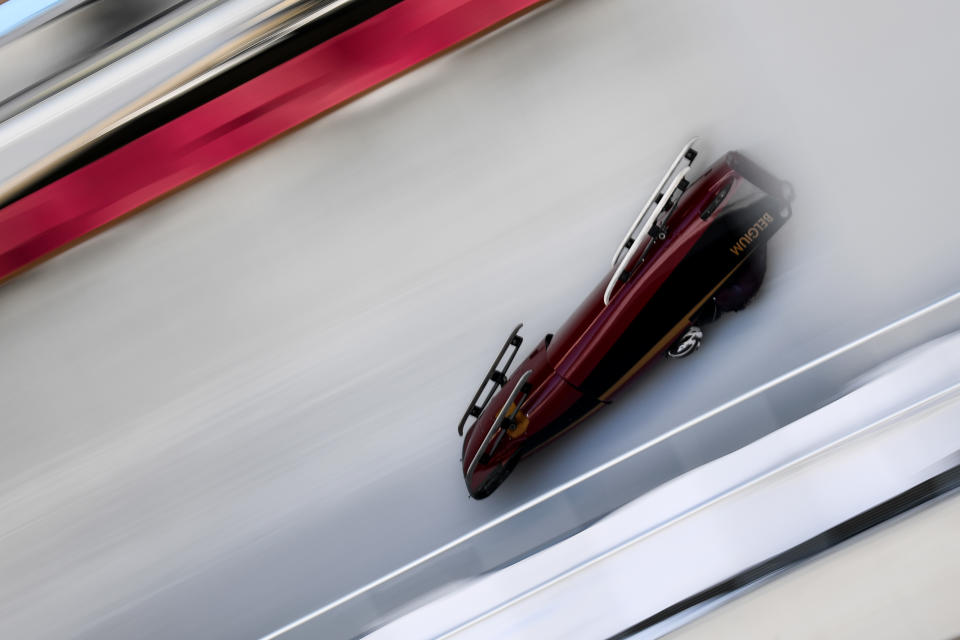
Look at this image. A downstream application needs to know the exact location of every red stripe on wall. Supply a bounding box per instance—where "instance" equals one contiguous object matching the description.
[0,0,548,283]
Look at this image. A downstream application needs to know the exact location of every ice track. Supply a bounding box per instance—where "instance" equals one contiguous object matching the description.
[1,0,960,638]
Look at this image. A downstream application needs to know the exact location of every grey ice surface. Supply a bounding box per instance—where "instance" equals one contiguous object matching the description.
[2,0,960,638]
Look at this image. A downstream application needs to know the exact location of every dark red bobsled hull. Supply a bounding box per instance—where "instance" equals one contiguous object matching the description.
[462,150,792,498]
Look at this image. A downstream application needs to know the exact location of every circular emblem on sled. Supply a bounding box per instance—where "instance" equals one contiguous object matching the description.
[666,326,703,359]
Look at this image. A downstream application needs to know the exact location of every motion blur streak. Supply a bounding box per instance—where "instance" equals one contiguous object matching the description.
[259,289,960,640]
[669,491,960,640]
[2,1,960,639]
[435,382,960,639]
[0,0,549,282]
[373,331,960,639]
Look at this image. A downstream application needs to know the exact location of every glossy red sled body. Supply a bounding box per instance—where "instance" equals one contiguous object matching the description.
[458,141,793,499]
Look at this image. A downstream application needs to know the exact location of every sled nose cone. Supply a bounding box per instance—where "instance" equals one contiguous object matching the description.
[463,455,513,500]
[461,406,518,500]
[461,415,495,495]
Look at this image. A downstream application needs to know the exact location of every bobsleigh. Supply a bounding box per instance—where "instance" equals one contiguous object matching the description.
[458,139,794,499]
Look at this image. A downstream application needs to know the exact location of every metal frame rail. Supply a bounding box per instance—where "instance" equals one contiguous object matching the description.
[457,323,524,436]
[464,369,533,481]
[604,137,699,305]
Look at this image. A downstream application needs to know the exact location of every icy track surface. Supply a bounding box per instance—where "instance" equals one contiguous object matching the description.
[2,0,960,638]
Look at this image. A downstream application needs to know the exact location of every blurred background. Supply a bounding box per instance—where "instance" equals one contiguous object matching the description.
[0,0,205,121]
[1,1,959,639]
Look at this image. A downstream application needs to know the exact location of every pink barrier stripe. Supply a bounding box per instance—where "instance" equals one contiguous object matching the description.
[0,0,548,282]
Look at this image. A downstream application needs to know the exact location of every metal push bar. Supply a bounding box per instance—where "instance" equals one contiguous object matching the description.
[604,138,699,305]
[465,369,533,481]
[458,323,524,436]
